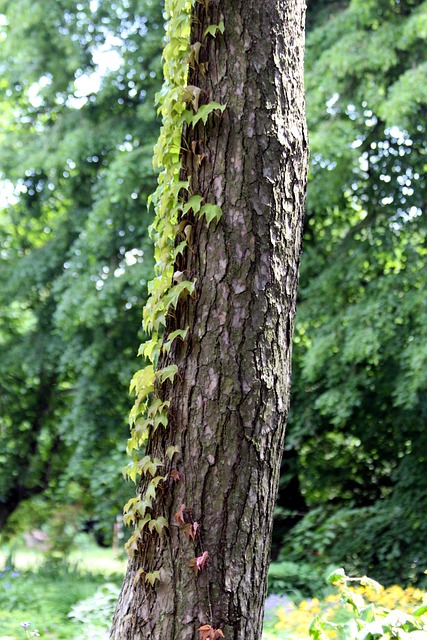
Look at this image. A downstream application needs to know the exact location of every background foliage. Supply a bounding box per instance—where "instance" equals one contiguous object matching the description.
[0,0,163,541]
[275,0,427,588]
[0,0,426,593]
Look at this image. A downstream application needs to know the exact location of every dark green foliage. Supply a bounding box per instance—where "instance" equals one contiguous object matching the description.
[277,0,427,587]
[0,0,164,539]
[268,561,328,601]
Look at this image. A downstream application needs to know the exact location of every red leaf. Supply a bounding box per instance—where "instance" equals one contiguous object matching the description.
[198,625,214,640]
[189,550,209,573]
[196,550,209,570]
[182,521,200,541]
[170,469,182,482]
[198,625,224,640]
[191,521,200,540]
[174,503,187,526]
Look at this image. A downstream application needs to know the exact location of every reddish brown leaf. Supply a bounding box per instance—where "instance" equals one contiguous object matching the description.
[170,469,182,482]
[182,523,192,539]
[182,521,200,541]
[190,550,209,573]
[196,550,209,570]
[197,625,224,640]
[198,625,214,640]
[191,521,200,539]
[174,503,187,526]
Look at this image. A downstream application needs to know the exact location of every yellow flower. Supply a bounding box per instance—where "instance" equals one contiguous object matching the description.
[325,594,340,604]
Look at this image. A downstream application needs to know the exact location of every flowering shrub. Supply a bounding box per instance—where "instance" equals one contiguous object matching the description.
[262,570,427,640]
[263,594,323,639]
[310,569,427,639]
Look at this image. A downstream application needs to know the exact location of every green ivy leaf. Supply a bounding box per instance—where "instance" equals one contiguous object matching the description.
[190,101,226,126]
[130,365,155,397]
[203,21,225,38]
[138,455,152,474]
[141,457,163,477]
[123,460,139,483]
[162,328,188,354]
[199,203,223,225]
[138,513,152,531]
[153,412,168,430]
[145,483,157,502]
[145,570,161,586]
[125,532,139,558]
[166,445,180,460]
[138,333,160,362]
[150,475,165,488]
[163,280,195,309]
[123,497,138,514]
[157,364,179,384]
[182,194,203,215]
[147,398,169,418]
[133,568,146,585]
[149,516,169,535]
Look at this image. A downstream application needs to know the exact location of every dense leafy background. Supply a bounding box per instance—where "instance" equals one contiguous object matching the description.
[0,0,163,541]
[0,0,426,590]
[275,0,427,588]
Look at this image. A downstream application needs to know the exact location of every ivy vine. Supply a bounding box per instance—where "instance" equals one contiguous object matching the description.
[122,0,225,611]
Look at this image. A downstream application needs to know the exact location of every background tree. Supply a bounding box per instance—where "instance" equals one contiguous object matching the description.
[273,0,427,589]
[110,0,307,637]
[0,0,163,540]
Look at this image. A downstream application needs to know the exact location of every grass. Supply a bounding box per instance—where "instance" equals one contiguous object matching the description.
[0,541,125,640]
[0,545,126,576]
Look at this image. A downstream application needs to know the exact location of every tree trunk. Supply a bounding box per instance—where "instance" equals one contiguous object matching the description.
[110,0,307,638]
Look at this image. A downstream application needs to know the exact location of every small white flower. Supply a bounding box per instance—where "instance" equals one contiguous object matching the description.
[30,632,40,638]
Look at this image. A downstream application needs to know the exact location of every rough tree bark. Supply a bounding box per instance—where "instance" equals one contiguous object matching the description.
[111,0,308,638]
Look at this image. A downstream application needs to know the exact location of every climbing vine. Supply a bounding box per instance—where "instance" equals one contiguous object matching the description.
[122,1,226,628]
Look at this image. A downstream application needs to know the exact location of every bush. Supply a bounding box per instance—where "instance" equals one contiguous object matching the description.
[268,561,328,600]
[279,504,427,589]
[262,569,427,639]
[310,568,427,639]
[68,583,120,639]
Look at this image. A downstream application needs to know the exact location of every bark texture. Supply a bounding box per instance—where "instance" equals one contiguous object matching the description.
[111,0,308,638]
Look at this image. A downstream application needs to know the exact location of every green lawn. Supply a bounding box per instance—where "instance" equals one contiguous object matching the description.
[0,542,125,640]
[0,546,126,575]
